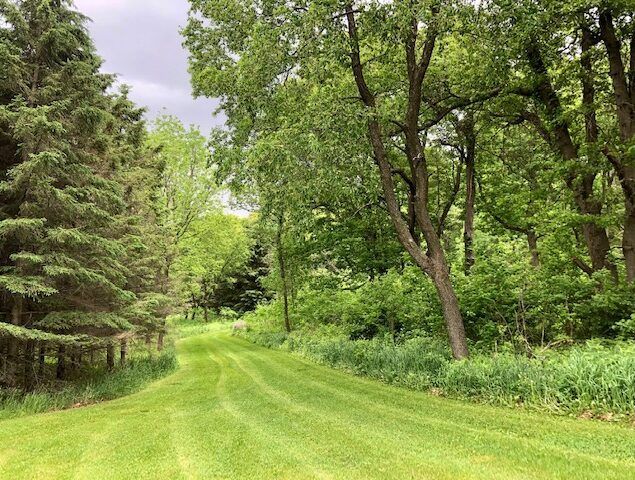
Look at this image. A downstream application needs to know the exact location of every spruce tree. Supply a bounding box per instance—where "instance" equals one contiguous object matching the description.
[0,0,164,387]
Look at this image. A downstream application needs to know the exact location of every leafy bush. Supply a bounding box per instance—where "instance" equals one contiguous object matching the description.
[238,329,635,418]
[244,242,635,351]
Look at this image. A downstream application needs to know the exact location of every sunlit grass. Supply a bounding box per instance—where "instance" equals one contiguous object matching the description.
[0,332,634,479]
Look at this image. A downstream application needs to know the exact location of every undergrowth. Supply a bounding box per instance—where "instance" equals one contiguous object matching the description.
[0,348,177,420]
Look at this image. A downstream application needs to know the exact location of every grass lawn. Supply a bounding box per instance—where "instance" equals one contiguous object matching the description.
[1,331,634,479]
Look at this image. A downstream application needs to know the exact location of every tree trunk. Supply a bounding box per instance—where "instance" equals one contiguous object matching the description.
[597,12,635,281]
[573,175,617,281]
[276,216,291,333]
[345,4,469,359]
[70,347,80,372]
[624,207,635,283]
[56,345,66,380]
[38,345,46,376]
[23,340,35,391]
[106,344,115,371]
[120,339,127,366]
[7,298,22,385]
[431,261,470,359]
[599,10,634,142]
[527,231,540,267]
[463,127,476,274]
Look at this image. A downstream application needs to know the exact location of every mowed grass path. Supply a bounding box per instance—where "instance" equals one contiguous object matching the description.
[1,333,635,479]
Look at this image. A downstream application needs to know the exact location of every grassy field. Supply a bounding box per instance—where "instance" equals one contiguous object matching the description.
[1,332,634,479]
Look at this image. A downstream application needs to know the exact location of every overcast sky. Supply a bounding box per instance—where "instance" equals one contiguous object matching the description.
[74,0,225,134]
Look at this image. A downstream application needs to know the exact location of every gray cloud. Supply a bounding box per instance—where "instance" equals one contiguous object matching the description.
[74,0,224,133]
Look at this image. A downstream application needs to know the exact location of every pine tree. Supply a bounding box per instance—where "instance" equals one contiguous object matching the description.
[0,0,170,388]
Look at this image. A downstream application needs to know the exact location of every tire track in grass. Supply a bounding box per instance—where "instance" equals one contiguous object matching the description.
[247,338,635,478]
[222,344,482,479]
[248,348,620,475]
[222,349,391,480]
[222,335,635,479]
[230,335,635,457]
[221,338,530,480]
[208,344,334,480]
[1,331,635,480]
[166,349,223,480]
[166,338,253,480]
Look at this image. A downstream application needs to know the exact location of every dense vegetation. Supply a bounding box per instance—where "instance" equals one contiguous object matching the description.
[184,0,635,417]
[0,0,170,390]
[240,328,635,417]
[0,1,264,395]
[1,0,635,476]
[2,0,635,426]
[184,0,635,354]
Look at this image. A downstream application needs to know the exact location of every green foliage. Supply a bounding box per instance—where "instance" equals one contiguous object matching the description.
[175,212,253,315]
[185,0,635,359]
[0,0,174,389]
[148,115,219,242]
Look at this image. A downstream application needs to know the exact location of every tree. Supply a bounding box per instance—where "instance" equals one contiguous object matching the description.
[148,116,219,243]
[483,0,633,281]
[175,212,252,321]
[183,0,513,358]
[0,0,171,388]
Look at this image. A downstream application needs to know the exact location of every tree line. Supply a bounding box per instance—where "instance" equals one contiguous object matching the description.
[1,1,181,390]
[184,0,635,358]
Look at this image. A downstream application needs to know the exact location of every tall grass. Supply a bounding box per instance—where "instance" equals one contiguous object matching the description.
[168,315,232,340]
[0,349,177,421]
[240,330,635,419]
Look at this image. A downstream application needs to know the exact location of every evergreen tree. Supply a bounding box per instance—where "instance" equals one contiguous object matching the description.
[0,0,171,388]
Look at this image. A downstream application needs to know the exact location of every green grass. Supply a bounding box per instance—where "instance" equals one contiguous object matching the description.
[171,319,231,339]
[0,332,634,479]
[244,330,635,418]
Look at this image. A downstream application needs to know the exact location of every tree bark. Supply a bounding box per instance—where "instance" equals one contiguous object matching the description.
[599,10,634,141]
[599,10,635,281]
[56,345,66,380]
[157,332,165,352]
[106,343,115,371]
[70,347,81,372]
[7,297,22,385]
[276,216,291,333]
[38,345,45,376]
[23,340,35,391]
[463,115,476,274]
[624,205,635,282]
[573,174,617,281]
